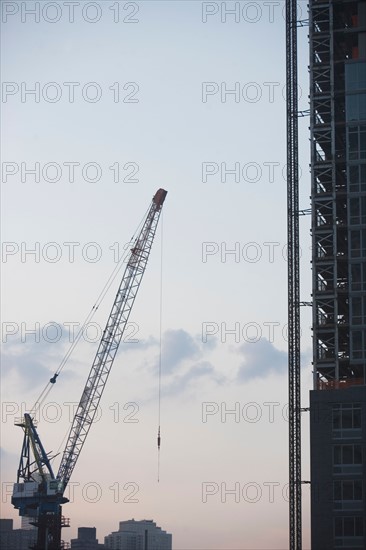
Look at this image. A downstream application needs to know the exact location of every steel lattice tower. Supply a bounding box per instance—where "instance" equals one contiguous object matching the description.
[286,0,302,549]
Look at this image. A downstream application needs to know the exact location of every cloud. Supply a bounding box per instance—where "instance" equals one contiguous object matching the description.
[132,329,222,400]
[2,342,63,390]
[1,326,219,404]
[161,329,201,373]
[1,322,83,391]
[2,350,49,389]
[117,334,158,354]
[236,338,287,381]
[162,361,224,397]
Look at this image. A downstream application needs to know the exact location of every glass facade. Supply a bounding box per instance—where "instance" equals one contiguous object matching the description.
[347,60,366,368]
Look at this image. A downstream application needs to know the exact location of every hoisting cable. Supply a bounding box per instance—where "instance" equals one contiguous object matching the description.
[157,211,163,483]
[29,206,151,420]
[29,252,129,417]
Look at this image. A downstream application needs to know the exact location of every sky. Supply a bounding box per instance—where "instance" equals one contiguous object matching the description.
[1,1,313,548]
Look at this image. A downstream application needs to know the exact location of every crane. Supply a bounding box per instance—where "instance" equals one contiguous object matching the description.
[11,188,167,550]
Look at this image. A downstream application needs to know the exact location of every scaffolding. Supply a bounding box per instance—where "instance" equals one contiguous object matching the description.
[310,0,366,388]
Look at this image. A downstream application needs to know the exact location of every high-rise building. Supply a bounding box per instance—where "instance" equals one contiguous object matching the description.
[309,0,366,548]
[104,519,172,550]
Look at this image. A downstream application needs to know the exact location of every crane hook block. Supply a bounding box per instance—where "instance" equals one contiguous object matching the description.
[157,427,161,450]
[50,373,59,384]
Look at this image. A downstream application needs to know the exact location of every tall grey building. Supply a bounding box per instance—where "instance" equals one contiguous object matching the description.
[104,519,172,550]
[309,0,366,548]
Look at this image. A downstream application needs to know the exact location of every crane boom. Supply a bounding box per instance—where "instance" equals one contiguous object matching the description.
[57,188,167,488]
[12,188,167,550]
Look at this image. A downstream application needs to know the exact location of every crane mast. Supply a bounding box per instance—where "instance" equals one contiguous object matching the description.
[12,189,167,550]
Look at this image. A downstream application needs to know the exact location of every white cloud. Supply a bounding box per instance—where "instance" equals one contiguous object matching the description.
[236,338,288,381]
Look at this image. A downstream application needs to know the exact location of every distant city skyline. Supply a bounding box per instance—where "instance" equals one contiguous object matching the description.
[1,518,172,550]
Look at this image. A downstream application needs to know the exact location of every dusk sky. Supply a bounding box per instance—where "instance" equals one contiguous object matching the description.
[1,1,313,548]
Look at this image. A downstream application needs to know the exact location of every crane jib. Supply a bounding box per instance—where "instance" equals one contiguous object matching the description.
[57,189,167,488]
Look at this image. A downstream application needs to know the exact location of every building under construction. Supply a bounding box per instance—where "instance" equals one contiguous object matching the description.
[309,0,366,547]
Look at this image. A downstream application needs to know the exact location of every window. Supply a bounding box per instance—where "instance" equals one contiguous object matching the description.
[350,229,366,258]
[333,404,362,430]
[351,330,365,360]
[349,163,366,193]
[349,127,359,158]
[350,196,366,225]
[351,262,366,291]
[334,515,364,537]
[346,93,366,121]
[345,62,366,91]
[334,480,363,510]
[334,445,362,473]
[351,295,366,325]
[334,445,362,464]
[348,126,366,159]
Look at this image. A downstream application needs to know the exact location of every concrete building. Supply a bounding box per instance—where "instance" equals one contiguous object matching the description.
[0,518,37,550]
[104,519,172,550]
[71,527,104,549]
[309,0,366,547]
